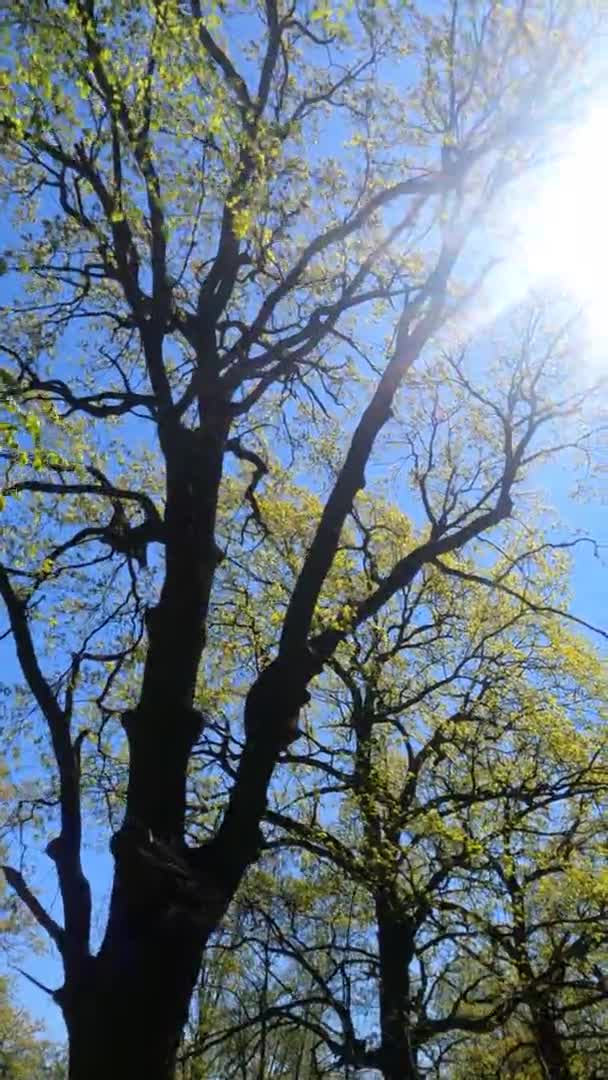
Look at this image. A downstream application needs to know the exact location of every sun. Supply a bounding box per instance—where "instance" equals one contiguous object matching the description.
[515,105,608,356]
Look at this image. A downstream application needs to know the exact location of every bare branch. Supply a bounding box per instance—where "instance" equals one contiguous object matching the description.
[431,557,608,642]
[191,0,252,111]
[0,567,91,962]
[2,865,64,951]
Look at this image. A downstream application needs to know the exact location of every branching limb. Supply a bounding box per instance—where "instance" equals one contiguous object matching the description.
[2,865,64,952]
[431,558,608,642]
[190,0,252,112]
[279,243,458,659]
[226,437,269,539]
[0,567,91,966]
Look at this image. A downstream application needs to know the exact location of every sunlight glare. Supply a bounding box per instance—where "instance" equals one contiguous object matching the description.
[519,106,608,355]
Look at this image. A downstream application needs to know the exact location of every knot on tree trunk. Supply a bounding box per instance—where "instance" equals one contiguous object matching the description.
[110,826,222,932]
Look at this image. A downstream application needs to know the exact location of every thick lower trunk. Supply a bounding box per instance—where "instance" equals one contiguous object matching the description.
[532,1011,572,1080]
[376,892,419,1080]
[63,905,209,1080]
[62,662,310,1079]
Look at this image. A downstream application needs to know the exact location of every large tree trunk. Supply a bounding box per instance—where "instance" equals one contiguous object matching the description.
[375,892,419,1080]
[60,419,233,1079]
[531,1009,572,1080]
[49,345,366,1074]
[62,921,206,1080]
[506,875,571,1080]
[59,661,311,1079]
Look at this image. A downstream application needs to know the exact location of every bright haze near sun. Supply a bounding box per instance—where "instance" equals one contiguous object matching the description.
[487,105,608,367]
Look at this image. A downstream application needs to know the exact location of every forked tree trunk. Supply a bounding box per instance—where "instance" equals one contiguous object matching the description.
[58,788,228,1080]
[58,662,310,1077]
[57,419,234,1079]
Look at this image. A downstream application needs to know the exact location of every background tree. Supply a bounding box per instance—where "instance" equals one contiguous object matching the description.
[0,2,605,1078]
[178,902,352,1079]
[0,975,66,1079]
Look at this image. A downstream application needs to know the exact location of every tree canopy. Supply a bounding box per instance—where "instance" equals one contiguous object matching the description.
[0,2,606,1078]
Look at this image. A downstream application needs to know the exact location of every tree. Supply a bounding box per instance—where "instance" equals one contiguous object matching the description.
[185,398,607,1080]
[0,2,605,1077]
[0,975,66,1079]
[179,910,347,1079]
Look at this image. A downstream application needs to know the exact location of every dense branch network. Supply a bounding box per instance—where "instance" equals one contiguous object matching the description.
[0,2,605,1077]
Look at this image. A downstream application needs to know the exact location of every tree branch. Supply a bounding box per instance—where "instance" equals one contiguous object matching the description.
[280,245,457,659]
[7,476,163,527]
[431,558,608,642]
[0,567,91,965]
[191,0,252,111]
[2,865,64,951]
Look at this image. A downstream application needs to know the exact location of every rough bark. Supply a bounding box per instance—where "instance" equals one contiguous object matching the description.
[57,599,311,1078]
[61,928,206,1080]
